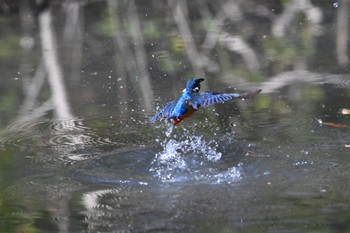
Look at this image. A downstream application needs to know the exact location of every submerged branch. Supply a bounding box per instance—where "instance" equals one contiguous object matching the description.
[19,59,46,116]
[63,1,84,85]
[128,0,154,110]
[272,0,322,38]
[169,0,204,76]
[260,70,350,93]
[219,33,260,71]
[14,99,53,125]
[107,0,130,115]
[336,0,349,66]
[202,1,242,52]
[38,8,73,120]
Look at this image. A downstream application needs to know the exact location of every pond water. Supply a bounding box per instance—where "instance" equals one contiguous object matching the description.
[1,1,350,232]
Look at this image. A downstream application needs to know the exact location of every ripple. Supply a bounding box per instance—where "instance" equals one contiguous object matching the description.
[328,77,350,88]
[78,186,183,232]
[7,119,48,131]
[48,134,89,146]
[46,119,113,148]
[0,119,82,149]
[0,118,122,151]
[81,189,117,210]
[47,214,71,226]
[46,132,117,148]
[70,148,155,184]
[250,116,318,129]
[48,118,90,132]
[0,133,41,150]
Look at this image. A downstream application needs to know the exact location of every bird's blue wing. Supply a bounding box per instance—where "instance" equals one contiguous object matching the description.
[193,90,261,107]
[149,99,178,122]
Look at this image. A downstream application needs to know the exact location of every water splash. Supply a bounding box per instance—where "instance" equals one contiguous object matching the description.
[214,166,242,184]
[165,124,174,137]
[150,133,223,182]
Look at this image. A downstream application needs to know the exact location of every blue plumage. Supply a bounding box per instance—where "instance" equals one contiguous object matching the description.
[150,78,261,125]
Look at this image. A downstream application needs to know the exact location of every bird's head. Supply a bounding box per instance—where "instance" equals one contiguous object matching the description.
[184,78,205,93]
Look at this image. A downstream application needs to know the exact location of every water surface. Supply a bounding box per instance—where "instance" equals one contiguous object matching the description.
[1,1,350,232]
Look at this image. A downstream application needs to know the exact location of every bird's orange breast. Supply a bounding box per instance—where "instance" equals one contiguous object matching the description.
[172,103,198,125]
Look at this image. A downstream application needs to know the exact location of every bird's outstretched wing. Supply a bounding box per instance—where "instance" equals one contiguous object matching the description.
[149,99,178,122]
[193,89,261,107]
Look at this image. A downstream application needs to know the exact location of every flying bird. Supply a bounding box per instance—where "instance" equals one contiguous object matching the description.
[150,78,261,125]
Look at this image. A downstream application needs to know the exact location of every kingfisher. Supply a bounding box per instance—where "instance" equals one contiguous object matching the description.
[150,78,261,125]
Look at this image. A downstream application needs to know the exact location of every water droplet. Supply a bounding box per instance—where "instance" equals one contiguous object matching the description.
[300,149,309,155]
[333,2,339,8]
[263,171,271,176]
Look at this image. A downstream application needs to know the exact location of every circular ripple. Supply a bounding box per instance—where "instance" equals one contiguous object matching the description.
[48,118,90,132]
[329,77,350,88]
[70,148,156,185]
[0,130,34,150]
[249,116,318,129]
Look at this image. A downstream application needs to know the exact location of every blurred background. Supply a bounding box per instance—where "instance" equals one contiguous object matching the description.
[0,0,350,232]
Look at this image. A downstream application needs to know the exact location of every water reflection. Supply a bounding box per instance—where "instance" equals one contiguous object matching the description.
[0,0,350,232]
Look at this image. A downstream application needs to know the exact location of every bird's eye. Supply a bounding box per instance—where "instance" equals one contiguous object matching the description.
[193,86,200,92]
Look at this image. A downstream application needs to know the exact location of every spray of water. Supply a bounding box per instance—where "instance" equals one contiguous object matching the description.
[149,123,245,182]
